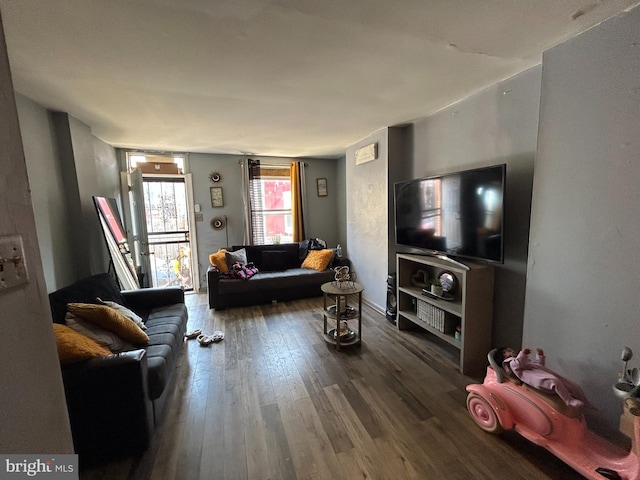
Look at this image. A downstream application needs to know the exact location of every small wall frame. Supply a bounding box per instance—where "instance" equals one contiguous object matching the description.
[210,187,224,207]
[317,178,328,197]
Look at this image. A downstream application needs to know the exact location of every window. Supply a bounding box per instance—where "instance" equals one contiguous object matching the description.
[249,163,293,245]
[126,152,186,174]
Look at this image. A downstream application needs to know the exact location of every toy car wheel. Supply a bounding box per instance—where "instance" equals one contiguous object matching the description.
[467,393,503,434]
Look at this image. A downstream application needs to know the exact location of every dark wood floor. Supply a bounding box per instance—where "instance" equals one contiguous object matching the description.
[79,293,585,480]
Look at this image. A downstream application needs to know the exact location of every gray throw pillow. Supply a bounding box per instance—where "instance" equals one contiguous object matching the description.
[226,248,248,267]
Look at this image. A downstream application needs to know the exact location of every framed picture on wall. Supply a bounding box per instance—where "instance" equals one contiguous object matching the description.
[317,178,328,197]
[210,187,224,207]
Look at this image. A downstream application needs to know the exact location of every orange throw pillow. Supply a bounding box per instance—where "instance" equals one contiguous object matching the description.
[67,303,149,345]
[53,323,111,365]
[209,249,229,273]
[301,249,334,271]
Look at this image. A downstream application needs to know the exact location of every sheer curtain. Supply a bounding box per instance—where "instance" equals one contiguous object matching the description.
[240,159,260,245]
[290,161,306,242]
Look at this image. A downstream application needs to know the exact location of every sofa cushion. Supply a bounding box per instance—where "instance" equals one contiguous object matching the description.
[217,268,333,295]
[145,347,171,400]
[143,305,187,399]
[65,312,135,353]
[231,243,300,270]
[226,248,248,267]
[68,303,149,345]
[53,323,111,365]
[147,303,188,321]
[233,245,261,265]
[49,273,125,324]
[302,249,334,271]
[261,250,289,271]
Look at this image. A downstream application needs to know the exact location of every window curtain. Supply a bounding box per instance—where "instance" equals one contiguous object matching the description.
[241,159,261,245]
[290,161,306,242]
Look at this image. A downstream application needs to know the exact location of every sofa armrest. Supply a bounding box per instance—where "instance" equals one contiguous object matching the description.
[207,266,221,309]
[61,349,154,460]
[207,265,221,279]
[121,286,185,313]
[77,348,147,371]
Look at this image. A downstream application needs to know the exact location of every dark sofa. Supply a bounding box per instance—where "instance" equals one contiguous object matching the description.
[207,242,336,310]
[48,273,188,463]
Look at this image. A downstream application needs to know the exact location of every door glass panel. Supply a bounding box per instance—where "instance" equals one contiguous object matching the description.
[143,179,193,289]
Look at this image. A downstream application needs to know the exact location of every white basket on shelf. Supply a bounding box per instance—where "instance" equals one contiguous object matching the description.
[417,300,446,332]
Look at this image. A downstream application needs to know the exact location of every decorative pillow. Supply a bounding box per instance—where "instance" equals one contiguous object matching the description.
[261,250,289,272]
[221,262,259,280]
[301,249,334,271]
[65,312,135,353]
[96,297,146,330]
[53,323,111,365]
[67,303,149,345]
[225,248,247,268]
[209,249,229,273]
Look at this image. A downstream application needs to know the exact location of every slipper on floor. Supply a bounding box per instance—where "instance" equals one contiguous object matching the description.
[185,329,202,339]
[197,334,214,346]
[212,331,224,342]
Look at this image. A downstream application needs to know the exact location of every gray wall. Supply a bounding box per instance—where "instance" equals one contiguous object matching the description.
[16,97,119,292]
[54,113,112,279]
[346,129,390,311]
[16,94,76,291]
[524,6,640,431]
[0,14,73,453]
[188,153,341,288]
[409,67,540,349]
[345,126,411,312]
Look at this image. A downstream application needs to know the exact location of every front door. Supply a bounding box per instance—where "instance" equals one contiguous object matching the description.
[142,176,194,289]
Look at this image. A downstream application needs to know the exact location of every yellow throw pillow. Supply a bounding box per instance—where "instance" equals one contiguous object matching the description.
[209,249,229,273]
[301,249,334,271]
[53,323,111,365]
[67,303,149,345]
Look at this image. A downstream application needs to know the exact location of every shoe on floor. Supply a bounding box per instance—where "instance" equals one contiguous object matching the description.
[185,329,202,340]
[197,334,214,346]
[212,331,224,342]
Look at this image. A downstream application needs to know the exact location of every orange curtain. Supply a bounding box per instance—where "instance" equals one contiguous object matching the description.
[290,161,306,242]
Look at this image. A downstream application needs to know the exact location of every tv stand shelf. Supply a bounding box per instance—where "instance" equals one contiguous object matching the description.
[396,253,494,374]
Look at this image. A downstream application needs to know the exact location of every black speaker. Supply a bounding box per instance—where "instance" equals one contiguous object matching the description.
[386,274,397,324]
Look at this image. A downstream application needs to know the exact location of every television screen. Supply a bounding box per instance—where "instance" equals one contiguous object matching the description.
[394,164,505,263]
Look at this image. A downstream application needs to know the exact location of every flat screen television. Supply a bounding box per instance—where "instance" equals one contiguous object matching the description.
[394,164,506,263]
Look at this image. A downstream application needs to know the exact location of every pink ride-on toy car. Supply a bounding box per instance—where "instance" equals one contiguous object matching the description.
[466,349,640,480]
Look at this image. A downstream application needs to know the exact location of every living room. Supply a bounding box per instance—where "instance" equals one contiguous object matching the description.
[1,2,640,478]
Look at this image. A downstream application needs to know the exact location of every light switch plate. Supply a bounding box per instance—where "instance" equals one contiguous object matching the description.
[0,234,29,291]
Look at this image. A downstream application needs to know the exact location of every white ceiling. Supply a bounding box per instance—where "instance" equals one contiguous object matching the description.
[1,0,639,158]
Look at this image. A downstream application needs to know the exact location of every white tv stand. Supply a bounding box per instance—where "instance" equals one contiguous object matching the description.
[395,253,494,374]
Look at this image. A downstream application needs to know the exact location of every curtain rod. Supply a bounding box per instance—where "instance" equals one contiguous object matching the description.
[238,159,308,166]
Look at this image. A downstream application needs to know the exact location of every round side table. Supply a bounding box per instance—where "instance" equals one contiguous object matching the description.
[321,281,364,350]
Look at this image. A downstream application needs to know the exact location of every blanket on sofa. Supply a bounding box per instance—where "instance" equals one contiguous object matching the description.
[221,261,259,280]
